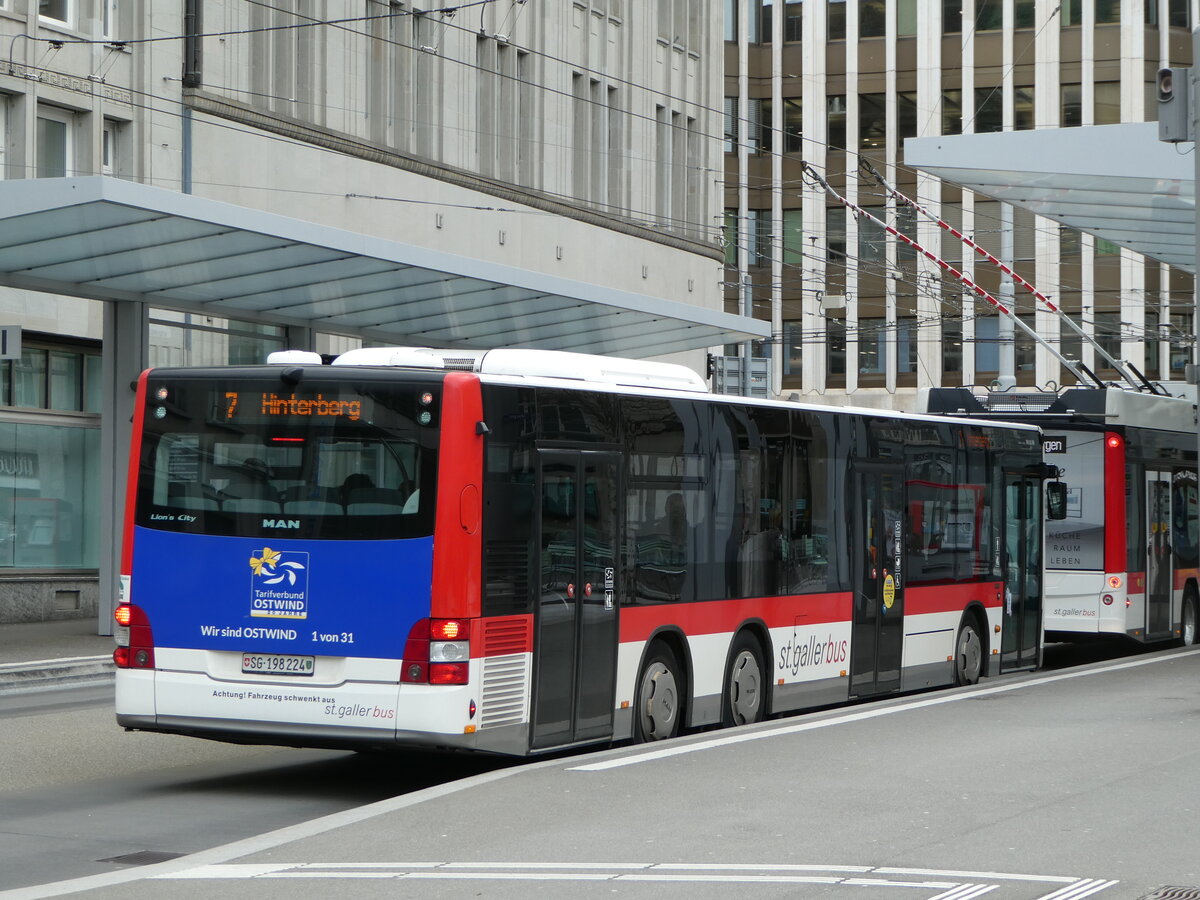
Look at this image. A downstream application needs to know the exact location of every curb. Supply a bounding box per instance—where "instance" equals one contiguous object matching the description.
[0,655,115,693]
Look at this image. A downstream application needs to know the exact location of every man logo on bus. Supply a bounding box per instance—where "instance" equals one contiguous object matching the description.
[248,547,310,619]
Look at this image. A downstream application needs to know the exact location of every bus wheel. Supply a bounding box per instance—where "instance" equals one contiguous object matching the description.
[1180,591,1198,647]
[722,632,765,727]
[634,644,682,742]
[954,616,984,686]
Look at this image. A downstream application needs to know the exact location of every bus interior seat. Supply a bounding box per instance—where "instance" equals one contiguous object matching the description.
[167,483,220,511]
[284,499,344,515]
[223,498,283,514]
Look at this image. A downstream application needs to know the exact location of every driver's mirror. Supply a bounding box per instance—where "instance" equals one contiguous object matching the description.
[1046,482,1068,520]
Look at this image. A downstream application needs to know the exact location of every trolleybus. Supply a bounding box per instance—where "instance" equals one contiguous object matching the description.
[923,387,1199,647]
[115,348,1055,755]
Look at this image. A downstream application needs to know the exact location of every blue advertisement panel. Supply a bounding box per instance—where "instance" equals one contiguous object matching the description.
[130,526,433,660]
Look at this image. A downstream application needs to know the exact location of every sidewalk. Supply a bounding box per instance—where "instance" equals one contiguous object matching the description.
[0,617,115,692]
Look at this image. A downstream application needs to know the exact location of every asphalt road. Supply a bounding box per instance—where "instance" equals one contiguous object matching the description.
[3,642,1197,900]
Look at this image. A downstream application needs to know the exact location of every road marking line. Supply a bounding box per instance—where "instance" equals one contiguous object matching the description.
[928,885,999,900]
[1034,879,1120,899]
[570,652,1186,771]
[879,868,1079,883]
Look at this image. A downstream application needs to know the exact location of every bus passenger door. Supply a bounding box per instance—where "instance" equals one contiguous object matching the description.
[1001,473,1042,671]
[1146,471,1172,638]
[850,464,904,698]
[531,451,620,750]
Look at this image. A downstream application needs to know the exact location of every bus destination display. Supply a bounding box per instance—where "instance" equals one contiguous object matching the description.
[216,390,364,423]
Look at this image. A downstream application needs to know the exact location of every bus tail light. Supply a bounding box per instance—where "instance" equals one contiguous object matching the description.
[401,618,471,685]
[113,603,155,670]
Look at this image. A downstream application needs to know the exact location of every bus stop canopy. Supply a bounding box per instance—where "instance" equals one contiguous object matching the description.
[905,123,1195,274]
[0,176,767,357]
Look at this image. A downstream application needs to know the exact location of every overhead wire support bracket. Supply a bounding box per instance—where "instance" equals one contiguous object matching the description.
[801,160,1104,390]
[858,158,1153,394]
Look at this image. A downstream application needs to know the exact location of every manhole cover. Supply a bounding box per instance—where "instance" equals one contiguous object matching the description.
[1138,888,1200,900]
[97,850,185,867]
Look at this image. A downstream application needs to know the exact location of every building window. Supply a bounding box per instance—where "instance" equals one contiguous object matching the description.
[782,207,804,266]
[860,0,886,37]
[828,94,847,150]
[859,92,887,150]
[1095,82,1121,125]
[858,208,887,263]
[898,0,917,35]
[724,209,739,266]
[826,205,847,260]
[828,319,847,375]
[943,318,962,374]
[974,87,1003,133]
[724,97,738,153]
[942,90,962,135]
[782,98,802,152]
[829,0,846,39]
[0,345,101,412]
[0,422,100,569]
[1014,86,1034,130]
[1169,312,1193,373]
[36,108,74,178]
[1061,0,1082,25]
[783,321,803,375]
[1096,0,1120,23]
[102,120,121,176]
[943,0,961,33]
[1060,225,1082,255]
[760,98,775,153]
[1014,0,1035,27]
[898,91,918,141]
[1093,311,1123,365]
[783,0,803,41]
[975,316,1002,374]
[976,0,1002,30]
[39,0,72,26]
[748,209,772,266]
[1061,84,1082,127]
[725,0,738,40]
[1167,0,1190,27]
[102,0,118,39]
[897,317,918,374]
[859,319,885,374]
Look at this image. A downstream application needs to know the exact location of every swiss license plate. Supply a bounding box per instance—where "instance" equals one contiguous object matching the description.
[241,652,315,676]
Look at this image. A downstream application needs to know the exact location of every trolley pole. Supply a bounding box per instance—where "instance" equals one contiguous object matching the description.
[742,274,753,397]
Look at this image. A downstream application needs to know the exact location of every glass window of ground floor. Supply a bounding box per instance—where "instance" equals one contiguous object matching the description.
[0,419,99,569]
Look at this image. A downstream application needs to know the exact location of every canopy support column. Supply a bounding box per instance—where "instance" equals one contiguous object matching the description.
[98,301,149,636]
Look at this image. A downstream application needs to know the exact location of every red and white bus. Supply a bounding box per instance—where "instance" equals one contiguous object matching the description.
[115,348,1052,755]
[924,387,1199,647]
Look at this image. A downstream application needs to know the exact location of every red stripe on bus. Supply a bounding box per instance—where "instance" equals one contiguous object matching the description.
[618,592,853,642]
[1104,431,1126,574]
[1176,568,1200,591]
[431,372,484,620]
[121,369,151,577]
[904,581,1003,615]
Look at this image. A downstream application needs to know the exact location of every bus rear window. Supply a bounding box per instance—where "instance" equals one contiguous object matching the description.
[135,375,438,540]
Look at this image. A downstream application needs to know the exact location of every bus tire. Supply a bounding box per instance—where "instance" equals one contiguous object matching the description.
[954,614,984,686]
[1180,589,1198,648]
[634,643,683,743]
[722,631,766,728]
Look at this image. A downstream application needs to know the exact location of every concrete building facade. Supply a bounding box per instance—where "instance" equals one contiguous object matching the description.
[724,0,1197,409]
[0,0,729,622]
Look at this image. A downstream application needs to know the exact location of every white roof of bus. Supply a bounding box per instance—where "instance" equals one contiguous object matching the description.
[326,345,1040,435]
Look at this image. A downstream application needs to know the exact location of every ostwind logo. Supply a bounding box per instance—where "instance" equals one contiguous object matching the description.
[248,547,310,619]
